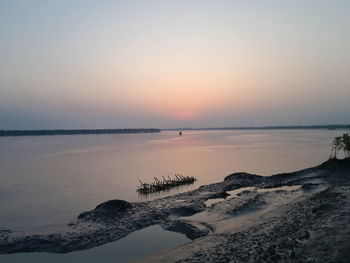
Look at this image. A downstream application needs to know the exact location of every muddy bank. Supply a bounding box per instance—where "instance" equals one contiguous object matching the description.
[1,158,350,262]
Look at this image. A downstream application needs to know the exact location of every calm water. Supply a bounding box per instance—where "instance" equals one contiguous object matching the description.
[0,129,344,231]
[0,225,189,263]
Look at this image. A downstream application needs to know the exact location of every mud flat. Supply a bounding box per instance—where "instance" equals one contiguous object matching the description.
[1,158,350,262]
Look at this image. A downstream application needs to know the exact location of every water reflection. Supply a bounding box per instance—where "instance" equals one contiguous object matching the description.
[0,225,189,263]
[138,183,196,200]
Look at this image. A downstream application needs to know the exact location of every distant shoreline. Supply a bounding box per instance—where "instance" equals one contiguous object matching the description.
[0,124,348,137]
[0,129,161,137]
[166,124,349,131]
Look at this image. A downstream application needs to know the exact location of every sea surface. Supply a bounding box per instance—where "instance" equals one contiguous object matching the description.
[0,129,344,232]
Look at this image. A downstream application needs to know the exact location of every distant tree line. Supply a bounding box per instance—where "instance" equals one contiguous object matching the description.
[331,132,350,158]
[166,124,350,131]
[0,129,161,137]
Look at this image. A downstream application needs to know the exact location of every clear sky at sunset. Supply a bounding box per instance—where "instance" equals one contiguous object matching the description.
[1,0,349,129]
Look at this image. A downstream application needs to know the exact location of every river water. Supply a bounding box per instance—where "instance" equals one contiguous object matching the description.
[0,129,344,232]
[1,129,346,262]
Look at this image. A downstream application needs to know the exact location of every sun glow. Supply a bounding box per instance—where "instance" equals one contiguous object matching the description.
[105,57,245,121]
[167,109,199,120]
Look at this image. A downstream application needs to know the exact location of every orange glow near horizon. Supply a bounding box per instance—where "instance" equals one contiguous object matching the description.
[167,109,199,120]
[100,61,249,121]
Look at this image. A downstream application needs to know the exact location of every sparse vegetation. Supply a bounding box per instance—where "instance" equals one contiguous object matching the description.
[331,132,350,158]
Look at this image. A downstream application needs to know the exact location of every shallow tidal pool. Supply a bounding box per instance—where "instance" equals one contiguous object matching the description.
[0,225,190,263]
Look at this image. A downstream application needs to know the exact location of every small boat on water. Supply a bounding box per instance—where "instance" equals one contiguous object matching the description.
[137,174,196,194]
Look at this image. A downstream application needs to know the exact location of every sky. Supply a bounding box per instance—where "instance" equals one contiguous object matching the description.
[0,0,349,129]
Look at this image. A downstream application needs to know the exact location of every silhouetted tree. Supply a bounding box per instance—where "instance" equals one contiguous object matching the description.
[332,136,343,158]
[342,133,350,158]
[331,132,350,158]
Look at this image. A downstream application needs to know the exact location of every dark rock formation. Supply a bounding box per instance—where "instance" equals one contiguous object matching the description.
[78,199,132,219]
[224,172,263,182]
[94,199,132,214]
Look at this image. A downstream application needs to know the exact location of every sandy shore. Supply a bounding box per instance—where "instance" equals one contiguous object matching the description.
[1,158,349,262]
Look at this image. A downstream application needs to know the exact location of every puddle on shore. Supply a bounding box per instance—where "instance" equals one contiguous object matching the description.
[0,225,190,263]
[180,211,209,221]
[205,185,302,207]
[205,198,226,207]
[226,187,258,197]
[186,185,303,221]
[254,185,302,193]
